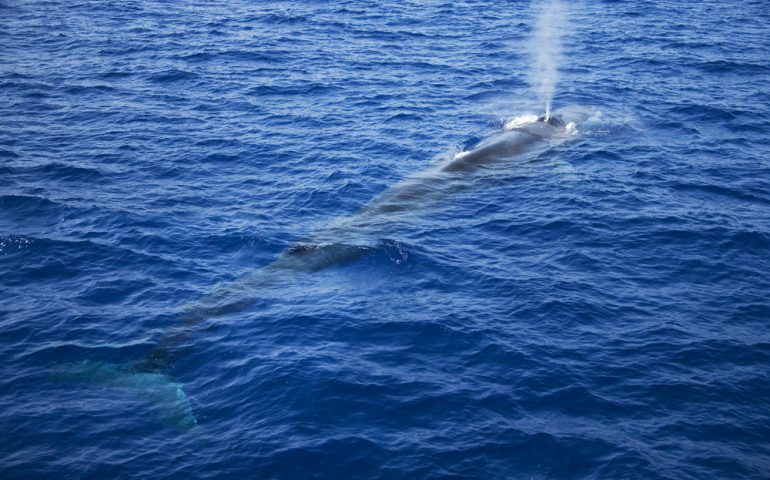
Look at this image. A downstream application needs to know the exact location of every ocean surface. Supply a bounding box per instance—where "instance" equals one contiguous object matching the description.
[2,0,770,478]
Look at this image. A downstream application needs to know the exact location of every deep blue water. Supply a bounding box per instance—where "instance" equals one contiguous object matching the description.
[2,0,770,478]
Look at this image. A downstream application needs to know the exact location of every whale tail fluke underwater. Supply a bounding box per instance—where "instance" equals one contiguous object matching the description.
[52,360,198,429]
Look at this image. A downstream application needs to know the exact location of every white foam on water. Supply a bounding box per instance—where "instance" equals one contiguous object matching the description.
[504,113,539,130]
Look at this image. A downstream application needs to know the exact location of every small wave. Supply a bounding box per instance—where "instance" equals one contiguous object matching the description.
[62,84,118,96]
[147,69,199,84]
[32,163,106,183]
[202,232,272,256]
[696,60,770,75]
[201,153,242,164]
[177,50,282,64]
[0,148,20,158]
[672,181,770,206]
[0,194,64,215]
[77,278,154,306]
[464,90,504,102]
[259,12,309,25]
[668,103,737,122]
[2,236,176,286]
[719,230,770,251]
[384,112,423,123]
[96,70,133,80]
[247,83,339,96]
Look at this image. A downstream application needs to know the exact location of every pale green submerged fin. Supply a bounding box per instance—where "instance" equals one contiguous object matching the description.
[52,360,197,429]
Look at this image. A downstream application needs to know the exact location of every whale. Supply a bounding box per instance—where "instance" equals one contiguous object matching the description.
[56,111,582,427]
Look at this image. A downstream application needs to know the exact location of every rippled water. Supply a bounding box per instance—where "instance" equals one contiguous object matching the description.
[2,0,770,478]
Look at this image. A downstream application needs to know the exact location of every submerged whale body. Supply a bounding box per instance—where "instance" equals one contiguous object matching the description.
[60,111,583,428]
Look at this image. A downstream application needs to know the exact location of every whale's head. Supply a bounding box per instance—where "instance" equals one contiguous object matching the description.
[532,113,579,137]
[538,114,565,127]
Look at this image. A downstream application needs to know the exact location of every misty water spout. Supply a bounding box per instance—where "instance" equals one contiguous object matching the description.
[530,0,567,120]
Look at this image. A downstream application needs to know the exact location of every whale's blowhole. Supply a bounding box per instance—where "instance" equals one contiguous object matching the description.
[538,114,565,127]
